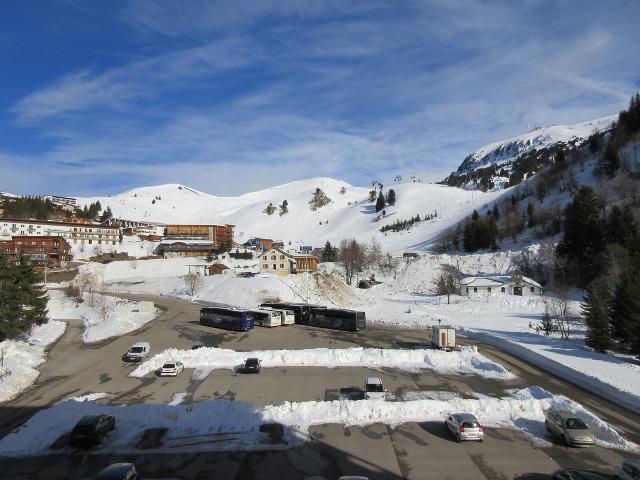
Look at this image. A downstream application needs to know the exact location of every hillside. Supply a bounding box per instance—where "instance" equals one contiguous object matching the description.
[444,115,615,190]
[78,178,503,253]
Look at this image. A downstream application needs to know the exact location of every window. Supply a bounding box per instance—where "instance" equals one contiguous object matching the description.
[88,240,92,244]
[263,264,268,269]
[280,255,285,259]
[280,263,284,269]
[473,287,477,292]
[530,287,535,292]
[272,264,276,270]
[501,287,505,292]
[466,287,469,293]
[263,256,267,260]
[487,287,491,293]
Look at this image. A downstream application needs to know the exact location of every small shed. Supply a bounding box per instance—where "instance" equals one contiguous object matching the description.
[208,263,230,275]
[432,325,456,349]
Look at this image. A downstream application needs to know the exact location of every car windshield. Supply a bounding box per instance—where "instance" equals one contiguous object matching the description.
[462,421,480,428]
[246,359,258,366]
[366,384,384,392]
[564,418,588,429]
[163,363,175,369]
[130,347,144,353]
[73,424,96,433]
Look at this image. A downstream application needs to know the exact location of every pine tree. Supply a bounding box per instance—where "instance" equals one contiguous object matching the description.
[368,190,376,202]
[375,192,386,212]
[611,267,640,349]
[387,189,396,206]
[322,241,336,262]
[581,279,612,353]
[540,302,553,336]
[603,143,620,178]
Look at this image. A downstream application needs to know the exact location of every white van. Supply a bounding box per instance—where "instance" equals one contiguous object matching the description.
[364,377,386,400]
[124,342,150,362]
[615,460,640,480]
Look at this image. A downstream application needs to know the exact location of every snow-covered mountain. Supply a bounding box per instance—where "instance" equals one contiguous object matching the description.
[78,178,504,253]
[451,115,615,177]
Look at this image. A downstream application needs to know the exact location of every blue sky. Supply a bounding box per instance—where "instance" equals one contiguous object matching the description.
[1,0,639,196]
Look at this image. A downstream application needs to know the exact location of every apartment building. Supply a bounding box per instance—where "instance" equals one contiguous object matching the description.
[0,218,120,245]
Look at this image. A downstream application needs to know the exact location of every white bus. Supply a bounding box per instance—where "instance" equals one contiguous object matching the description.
[249,309,282,327]
[261,307,295,326]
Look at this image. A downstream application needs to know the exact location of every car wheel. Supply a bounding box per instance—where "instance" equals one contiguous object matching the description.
[560,434,568,446]
[456,433,462,443]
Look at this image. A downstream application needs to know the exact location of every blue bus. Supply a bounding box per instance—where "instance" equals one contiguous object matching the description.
[199,307,255,332]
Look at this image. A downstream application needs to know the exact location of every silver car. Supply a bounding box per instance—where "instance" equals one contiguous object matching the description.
[545,409,595,447]
[445,413,485,442]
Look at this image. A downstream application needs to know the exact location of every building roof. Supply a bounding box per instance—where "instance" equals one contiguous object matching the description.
[209,263,229,270]
[459,275,542,288]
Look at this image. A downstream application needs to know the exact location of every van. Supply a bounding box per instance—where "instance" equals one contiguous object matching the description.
[123,342,150,362]
[615,459,640,480]
[364,377,386,400]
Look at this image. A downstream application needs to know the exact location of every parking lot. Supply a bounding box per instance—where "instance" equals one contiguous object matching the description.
[0,292,639,479]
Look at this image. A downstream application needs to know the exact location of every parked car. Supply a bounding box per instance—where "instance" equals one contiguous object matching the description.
[95,463,138,480]
[70,414,116,446]
[552,469,612,480]
[363,377,386,400]
[244,358,262,373]
[615,459,640,480]
[123,342,150,362]
[445,413,485,442]
[159,361,184,376]
[191,344,205,350]
[545,409,595,447]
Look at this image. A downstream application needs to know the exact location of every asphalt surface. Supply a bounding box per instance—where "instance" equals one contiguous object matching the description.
[0,293,638,479]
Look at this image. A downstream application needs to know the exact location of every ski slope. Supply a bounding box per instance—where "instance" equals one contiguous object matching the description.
[79,178,503,253]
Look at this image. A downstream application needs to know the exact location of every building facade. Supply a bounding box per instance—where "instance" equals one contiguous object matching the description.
[259,248,319,275]
[0,236,72,267]
[458,272,542,296]
[0,218,120,246]
[165,224,234,249]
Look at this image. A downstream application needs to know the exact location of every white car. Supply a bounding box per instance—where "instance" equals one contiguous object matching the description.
[159,361,184,377]
[363,377,386,400]
[445,413,485,442]
[614,459,640,480]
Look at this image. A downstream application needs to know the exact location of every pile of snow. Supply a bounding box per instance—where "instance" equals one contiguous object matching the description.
[129,346,514,380]
[47,289,157,343]
[79,178,505,253]
[0,386,634,456]
[0,320,66,403]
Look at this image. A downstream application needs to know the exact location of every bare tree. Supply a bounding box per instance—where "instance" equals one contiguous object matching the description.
[547,292,572,339]
[75,270,101,306]
[338,239,368,285]
[183,272,202,296]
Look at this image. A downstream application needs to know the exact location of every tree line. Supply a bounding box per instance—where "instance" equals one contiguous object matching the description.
[0,196,66,220]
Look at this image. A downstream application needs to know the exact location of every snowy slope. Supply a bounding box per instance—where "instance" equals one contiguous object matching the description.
[78,178,504,253]
[452,116,615,176]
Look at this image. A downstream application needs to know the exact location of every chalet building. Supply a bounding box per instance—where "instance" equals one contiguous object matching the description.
[259,248,319,276]
[158,241,217,258]
[165,224,234,249]
[0,219,120,246]
[458,271,542,296]
[0,236,72,267]
[208,263,230,275]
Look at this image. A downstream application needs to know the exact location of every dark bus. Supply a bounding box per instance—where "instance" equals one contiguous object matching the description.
[308,308,366,332]
[199,307,254,332]
[259,303,325,325]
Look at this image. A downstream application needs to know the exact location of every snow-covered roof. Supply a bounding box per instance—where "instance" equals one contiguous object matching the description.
[459,275,541,288]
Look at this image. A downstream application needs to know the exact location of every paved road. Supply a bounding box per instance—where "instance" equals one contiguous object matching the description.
[0,293,638,479]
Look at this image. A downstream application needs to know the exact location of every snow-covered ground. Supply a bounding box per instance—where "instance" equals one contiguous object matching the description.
[0,319,66,403]
[48,289,158,343]
[129,345,513,379]
[0,386,634,457]
[70,235,160,260]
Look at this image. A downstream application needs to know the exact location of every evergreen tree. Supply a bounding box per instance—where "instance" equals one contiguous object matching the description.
[557,186,606,287]
[368,190,376,202]
[603,143,620,178]
[15,257,48,328]
[540,302,554,336]
[375,192,386,212]
[322,241,337,262]
[527,202,536,228]
[611,266,640,349]
[387,189,396,206]
[581,279,612,353]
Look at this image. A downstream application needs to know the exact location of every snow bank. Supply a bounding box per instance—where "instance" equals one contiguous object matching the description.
[129,346,514,379]
[0,319,66,403]
[0,387,634,456]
